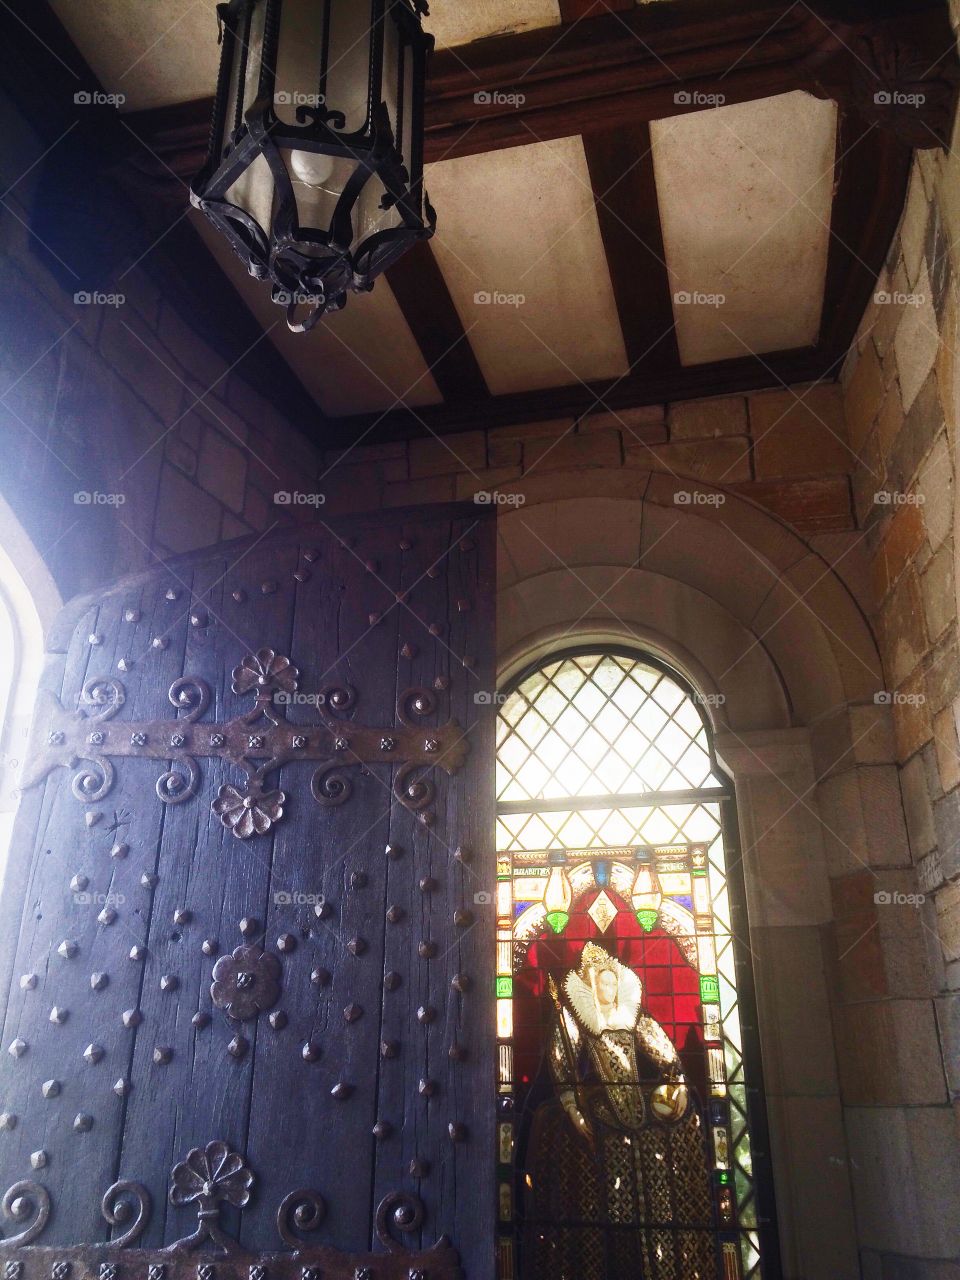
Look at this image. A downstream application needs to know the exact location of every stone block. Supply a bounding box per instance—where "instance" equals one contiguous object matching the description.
[750,384,850,478]
[925,195,952,323]
[152,464,222,554]
[917,849,945,895]
[828,871,889,1001]
[777,1096,860,1280]
[936,286,959,439]
[487,436,522,467]
[243,486,271,532]
[845,1106,960,1256]
[876,378,905,464]
[525,429,621,474]
[900,164,931,287]
[157,304,229,387]
[409,430,485,478]
[98,310,182,424]
[889,371,943,493]
[730,476,854,533]
[871,501,925,602]
[165,435,196,479]
[917,431,952,549]
[933,790,960,882]
[829,869,931,1001]
[668,394,748,440]
[496,417,575,443]
[900,750,937,859]
[941,700,960,794]
[844,340,884,453]
[873,260,910,359]
[192,393,249,446]
[833,998,947,1105]
[811,704,895,779]
[920,540,955,643]
[925,628,960,715]
[894,263,940,411]
[455,468,523,500]
[226,374,271,428]
[853,430,884,528]
[382,475,456,507]
[580,404,666,441]
[881,569,928,688]
[320,461,383,515]
[627,436,750,483]
[935,993,960,1097]
[751,925,839,1097]
[816,766,908,874]
[197,428,247,514]
[892,667,933,763]
[942,879,960,963]
[220,512,252,542]
[810,531,873,614]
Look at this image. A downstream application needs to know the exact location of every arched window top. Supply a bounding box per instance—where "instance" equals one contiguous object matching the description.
[497,649,725,804]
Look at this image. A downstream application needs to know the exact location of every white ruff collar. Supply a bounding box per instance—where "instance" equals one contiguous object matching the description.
[563,957,642,1034]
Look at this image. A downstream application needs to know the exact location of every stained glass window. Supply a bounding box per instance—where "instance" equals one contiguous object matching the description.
[494,650,775,1280]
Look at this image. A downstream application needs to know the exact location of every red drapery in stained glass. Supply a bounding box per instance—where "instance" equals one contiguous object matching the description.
[513,887,707,1102]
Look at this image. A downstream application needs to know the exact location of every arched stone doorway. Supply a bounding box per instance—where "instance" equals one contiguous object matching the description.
[496,472,943,1278]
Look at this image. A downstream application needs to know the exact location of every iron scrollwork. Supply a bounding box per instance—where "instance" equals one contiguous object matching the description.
[0,1141,461,1279]
[22,649,470,839]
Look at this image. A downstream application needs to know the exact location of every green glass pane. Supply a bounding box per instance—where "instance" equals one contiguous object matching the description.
[700,974,720,1003]
[546,911,569,934]
[496,976,513,998]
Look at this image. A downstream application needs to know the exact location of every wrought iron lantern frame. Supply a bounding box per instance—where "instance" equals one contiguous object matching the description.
[191,0,436,331]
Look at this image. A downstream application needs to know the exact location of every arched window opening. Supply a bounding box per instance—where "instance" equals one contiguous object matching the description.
[0,504,57,895]
[494,648,778,1280]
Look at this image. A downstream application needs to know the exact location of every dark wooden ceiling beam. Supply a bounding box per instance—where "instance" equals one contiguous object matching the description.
[384,241,488,404]
[819,116,913,361]
[580,121,679,371]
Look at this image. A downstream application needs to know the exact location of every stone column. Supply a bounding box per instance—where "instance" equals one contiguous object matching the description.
[716,728,860,1280]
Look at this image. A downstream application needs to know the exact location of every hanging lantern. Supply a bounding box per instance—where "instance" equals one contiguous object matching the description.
[191,0,436,331]
[544,865,573,935]
[632,859,662,933]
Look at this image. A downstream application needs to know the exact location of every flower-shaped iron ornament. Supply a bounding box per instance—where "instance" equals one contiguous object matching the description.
[170,1142,255,1211]
[231,650,299,699]
[211,946,282,1021]
[212,780,286,839]
[169,1141,255,1253]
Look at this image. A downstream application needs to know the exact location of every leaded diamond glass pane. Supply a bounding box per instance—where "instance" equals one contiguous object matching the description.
[496,652,769,1279]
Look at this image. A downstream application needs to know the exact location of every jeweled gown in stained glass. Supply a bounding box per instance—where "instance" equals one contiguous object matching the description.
[522,943,718,1280]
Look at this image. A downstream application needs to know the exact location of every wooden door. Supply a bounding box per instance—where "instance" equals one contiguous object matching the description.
[0,504,495,1280]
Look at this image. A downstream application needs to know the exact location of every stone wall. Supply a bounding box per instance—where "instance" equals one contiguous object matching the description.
[0,91,321,601]
[320,384,855,531]
[838,55,960,1273]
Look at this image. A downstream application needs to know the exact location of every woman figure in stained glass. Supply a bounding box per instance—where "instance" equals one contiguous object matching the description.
[523,941,717,1279]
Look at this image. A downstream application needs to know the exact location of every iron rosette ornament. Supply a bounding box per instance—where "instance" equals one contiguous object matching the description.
[191,0,436,331]
[212,779,286,839]
[210,945,283,1021]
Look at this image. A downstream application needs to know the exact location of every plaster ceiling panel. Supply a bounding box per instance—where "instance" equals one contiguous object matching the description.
[424,0,561,49]
[50,0,221,112]
[651,91,838,365]
[190,211,442,419]
[425,137,629,396]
